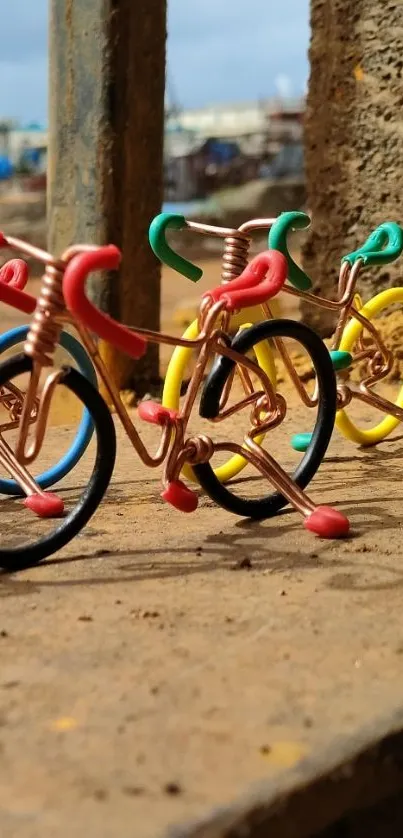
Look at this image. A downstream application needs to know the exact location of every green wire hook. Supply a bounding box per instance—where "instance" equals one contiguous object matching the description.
[148,213,203,282]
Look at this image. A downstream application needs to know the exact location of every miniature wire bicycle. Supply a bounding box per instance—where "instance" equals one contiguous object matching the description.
[150,213,294,485]
[0,232,349,570]
[0,251,97,493]
[264,213,403,451]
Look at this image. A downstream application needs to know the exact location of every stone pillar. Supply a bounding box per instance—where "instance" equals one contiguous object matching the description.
[301,0,403,335]
[48,0,167,392]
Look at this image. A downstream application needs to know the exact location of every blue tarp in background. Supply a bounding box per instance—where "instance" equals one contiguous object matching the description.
[0,156,13,180]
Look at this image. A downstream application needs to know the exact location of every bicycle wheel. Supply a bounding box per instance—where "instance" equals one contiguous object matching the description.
[194,319,336,519]
[0,353,115,571]
[337,287,403,445]
[0,325,97,494]
[162,316,277,484]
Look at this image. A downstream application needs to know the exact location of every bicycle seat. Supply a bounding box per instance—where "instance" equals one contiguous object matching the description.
[203,249,287,312]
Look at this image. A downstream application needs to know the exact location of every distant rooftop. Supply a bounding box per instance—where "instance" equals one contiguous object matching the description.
[0,120,47,132]
[15,122,47,132]
[177,97,305,115]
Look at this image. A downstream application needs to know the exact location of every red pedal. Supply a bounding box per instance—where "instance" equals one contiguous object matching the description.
[161,480,198,513]
[24,492,65,519]
[304,505,350,539]
[138,401,178,426]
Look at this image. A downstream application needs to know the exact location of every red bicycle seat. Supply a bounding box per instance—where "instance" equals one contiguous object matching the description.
[203,249,287,312]
[63,247,147,360]
[0,259,35,314]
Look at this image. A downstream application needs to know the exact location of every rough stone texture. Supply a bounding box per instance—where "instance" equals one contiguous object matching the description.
[301,0,403,335]
[48,0,166,393]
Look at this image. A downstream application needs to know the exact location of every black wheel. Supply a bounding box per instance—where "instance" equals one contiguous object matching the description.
[0,354,116,571]
[194,319,336,519]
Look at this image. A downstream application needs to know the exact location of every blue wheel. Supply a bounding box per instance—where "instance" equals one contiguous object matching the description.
[0,326,97,495]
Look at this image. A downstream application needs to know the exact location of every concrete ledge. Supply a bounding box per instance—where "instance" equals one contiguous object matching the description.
[169,707,403,838]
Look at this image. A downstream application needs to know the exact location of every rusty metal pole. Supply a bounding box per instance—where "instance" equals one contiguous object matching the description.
[48,0,167,394]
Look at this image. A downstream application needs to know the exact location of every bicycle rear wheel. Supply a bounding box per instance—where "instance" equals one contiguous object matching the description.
[0,354,115,571]
[194,319,336,519]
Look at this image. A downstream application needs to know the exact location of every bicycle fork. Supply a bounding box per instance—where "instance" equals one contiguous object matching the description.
[0,373,66,519]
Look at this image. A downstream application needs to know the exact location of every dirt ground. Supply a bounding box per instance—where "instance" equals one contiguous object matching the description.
[2,261,403,837]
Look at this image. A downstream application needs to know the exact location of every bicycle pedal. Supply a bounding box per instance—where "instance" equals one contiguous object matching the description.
[329,350,352,371]
[24,492,65,518]
[291,432,312,452]
[138,400,178,426]
[304,505,350,539]
[161,480,198,513]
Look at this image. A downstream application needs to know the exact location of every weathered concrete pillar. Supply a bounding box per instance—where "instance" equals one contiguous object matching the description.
[48,0,167,392]
[301,0,403,335]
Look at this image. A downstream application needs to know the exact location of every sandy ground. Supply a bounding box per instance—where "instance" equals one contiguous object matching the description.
[1,261,403,837]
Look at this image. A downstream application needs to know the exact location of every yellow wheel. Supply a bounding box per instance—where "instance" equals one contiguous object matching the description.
[162,318,276,484]
[336,286,403,445]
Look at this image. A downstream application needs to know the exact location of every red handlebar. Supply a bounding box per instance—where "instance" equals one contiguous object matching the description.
[63,246,147,360]
[0,259,35,314]
[0,258,29,290]
[203,249,288,312]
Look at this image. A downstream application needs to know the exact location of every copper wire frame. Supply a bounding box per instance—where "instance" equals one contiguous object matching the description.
[0,223,321,517]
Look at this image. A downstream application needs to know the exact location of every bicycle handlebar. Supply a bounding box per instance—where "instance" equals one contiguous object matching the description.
[342,222,403,267]
[63,246,147,360]
[0,258,35,314]
[203,250,288,312]
[267,212,313,291]
[149,213,203,282]
[0,258,29,290]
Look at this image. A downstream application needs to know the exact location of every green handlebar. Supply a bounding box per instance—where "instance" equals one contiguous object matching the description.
[268,211,313,290]
[148,212,203,282]
[342,222,403,267]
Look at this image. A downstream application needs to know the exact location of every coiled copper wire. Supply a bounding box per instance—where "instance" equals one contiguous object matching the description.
[221,233,251,284]
[24,265,65,366]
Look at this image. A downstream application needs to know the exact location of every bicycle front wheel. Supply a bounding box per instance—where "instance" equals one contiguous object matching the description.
[163,317,276,484]
[337,287,403,445]
[0,325,97,494]
[0,354,115,571]
[194,319,336,519]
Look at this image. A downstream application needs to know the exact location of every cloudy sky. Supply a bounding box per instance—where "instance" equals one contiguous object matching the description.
[0,0,309,125]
